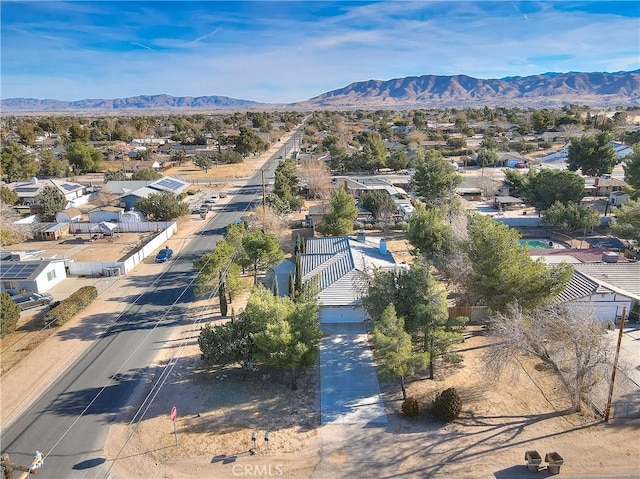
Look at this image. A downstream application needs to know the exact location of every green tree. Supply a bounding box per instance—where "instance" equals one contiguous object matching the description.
[541,201,601,236]
[241,231,284,282]
[622,143,640,197]
[412,149,463,208]
[406,204,454,261]
[199,314,259,367]
[1,141,38,182]
[131,168,162,181]
[372,303,429,399]
[356,131,387,171]
[68,122,90,143]
[104,169,128,182]
[532,110,555,134]
[273,159,303,211]
[567,132,618,177]
[36,185,66,221]
[0,292,21,337]
[65,141,103,173]
[362,263,466,379]
[194,154,215,172]
[316,186,358,236]
[387,148,409,172]
[219,277,228,316]
[611,199,640,242]
[135,192,189,221]
[322,135,347,158]
[476,147,499,167]
[526,168,585,211]
[234,126,265,156]
[360,190,397,220]
[39,149,69,177]
[194,239,237,295]
[251,287,321,389]
[503,169,529,197]
[0,186,19,205]
[465,214,572,312]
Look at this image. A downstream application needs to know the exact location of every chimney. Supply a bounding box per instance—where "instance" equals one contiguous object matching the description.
[380,238,388,255]
[594,177,599,187]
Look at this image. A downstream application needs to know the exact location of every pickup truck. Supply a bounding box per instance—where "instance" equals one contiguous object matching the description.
[155,247,174,263]
[12,292,54,311]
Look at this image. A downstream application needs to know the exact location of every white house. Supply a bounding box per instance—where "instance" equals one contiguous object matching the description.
[8,178,85,206]
[555,262,640,324]
[0,258,67,294]
[300,234,398,323]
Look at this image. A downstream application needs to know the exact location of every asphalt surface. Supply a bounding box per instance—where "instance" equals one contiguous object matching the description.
[0,128,302,479]
[320,323,387,425]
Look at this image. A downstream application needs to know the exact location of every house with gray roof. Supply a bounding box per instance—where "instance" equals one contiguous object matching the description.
[548,261,639,324]
[0,257,67,294]
[103,176,190,210]
[8,178,85,206]
[300,234,398,323]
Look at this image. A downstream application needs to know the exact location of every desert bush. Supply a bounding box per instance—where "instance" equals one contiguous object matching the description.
[44,286,98,327]
[432,387,462,422]
[401,396,420,417]
[1,292,21,337]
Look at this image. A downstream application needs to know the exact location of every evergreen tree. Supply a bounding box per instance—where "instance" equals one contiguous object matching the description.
[372,304,429,399]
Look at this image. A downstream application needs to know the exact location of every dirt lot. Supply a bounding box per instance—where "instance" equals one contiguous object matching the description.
[102,322,640,479]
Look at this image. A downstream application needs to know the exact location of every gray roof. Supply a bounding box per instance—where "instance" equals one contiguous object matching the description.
[556,270,616,303]
[573,263,640,300]
[301,236,396,307]
[0,260,50,281]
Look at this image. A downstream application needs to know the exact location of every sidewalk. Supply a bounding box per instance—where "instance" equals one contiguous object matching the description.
[0,217,203,434]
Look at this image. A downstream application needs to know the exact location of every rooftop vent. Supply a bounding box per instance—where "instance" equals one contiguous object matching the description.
[602,252,619,263]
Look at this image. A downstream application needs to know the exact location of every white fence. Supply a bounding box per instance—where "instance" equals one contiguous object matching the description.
[66,222,178,276]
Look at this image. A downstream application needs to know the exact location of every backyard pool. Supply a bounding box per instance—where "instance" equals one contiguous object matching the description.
[519,238,568,249]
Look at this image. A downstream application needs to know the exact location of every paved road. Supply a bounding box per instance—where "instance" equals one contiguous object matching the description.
[0,125,304,478]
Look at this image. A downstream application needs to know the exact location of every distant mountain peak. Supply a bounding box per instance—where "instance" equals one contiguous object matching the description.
[2,70,638,111]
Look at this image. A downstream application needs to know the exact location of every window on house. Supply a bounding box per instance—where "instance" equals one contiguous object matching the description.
[47,270,57,281]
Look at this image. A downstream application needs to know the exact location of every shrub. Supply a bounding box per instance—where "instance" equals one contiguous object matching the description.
[1,292,21,337]
[432,387,462,422]
[402,396,420,417]
[44,286,98,327]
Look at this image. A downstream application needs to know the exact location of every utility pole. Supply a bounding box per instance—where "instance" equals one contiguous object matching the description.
[604,307,626,423]
[1,451,44,479]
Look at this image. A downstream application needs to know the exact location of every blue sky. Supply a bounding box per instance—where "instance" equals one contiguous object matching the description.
[1,1,638,103]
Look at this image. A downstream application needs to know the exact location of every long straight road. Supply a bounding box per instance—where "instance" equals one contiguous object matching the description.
[0,126,301,479]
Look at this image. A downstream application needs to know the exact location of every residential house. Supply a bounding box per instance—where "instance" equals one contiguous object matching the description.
[0,256,67,294]
[102,176,190,210]
[8,178,85,207]
[585,177,627,197]
[300,235,398,323]
[556,262,640,324]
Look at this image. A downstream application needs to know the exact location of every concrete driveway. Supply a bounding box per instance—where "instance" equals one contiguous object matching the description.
[320,323,387,425]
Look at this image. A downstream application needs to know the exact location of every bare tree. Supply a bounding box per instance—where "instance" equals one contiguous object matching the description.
[248,204,288,236]
[485,303,620,412]
[298,159,332,200]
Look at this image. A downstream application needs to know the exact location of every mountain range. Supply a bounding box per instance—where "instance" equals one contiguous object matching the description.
[2,71,638,112]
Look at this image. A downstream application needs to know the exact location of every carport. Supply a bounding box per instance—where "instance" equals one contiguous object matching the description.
[320,323,387,425]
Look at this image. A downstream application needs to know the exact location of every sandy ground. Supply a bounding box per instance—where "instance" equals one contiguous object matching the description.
[101,323,640,479]
[3,127,640,478]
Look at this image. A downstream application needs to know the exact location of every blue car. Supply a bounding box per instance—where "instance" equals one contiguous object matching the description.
[155,247,173,263]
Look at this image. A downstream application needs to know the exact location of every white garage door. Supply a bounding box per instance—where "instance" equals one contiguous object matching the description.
[319,306,366,323]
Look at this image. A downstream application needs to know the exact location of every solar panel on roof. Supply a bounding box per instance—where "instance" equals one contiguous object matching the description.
[1,263,40,280]
[60,183,81,191]
[155,178,185,191]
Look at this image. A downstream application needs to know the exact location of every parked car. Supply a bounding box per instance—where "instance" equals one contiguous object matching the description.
[155,246,174,263]
[210,194,220,203]
[219,192,227,198]
[12,292,54,311]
